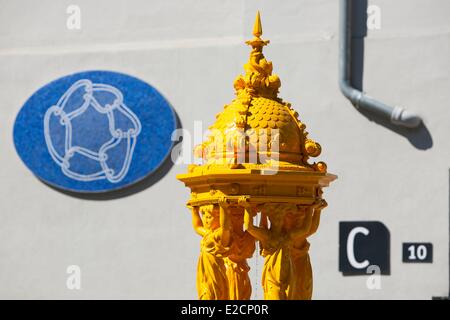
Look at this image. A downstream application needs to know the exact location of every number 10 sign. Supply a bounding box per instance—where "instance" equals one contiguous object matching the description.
[402,243,433,263]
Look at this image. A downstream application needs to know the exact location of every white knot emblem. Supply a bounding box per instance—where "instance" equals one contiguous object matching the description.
[44,79,141,183]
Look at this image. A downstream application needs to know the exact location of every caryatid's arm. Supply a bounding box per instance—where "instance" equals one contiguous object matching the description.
[191,206,207,237]
[289,203,317,241]
[306,199,328,237]
[240,197,270,244]
[217,197,232,247]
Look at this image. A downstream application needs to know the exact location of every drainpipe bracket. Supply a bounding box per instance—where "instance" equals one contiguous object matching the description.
[391,106,404,123]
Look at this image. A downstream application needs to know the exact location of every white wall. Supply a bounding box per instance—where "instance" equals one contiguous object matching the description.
[0,0,449,299]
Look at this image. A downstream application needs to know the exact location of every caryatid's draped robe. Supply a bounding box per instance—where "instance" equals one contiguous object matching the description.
[225,207,256,300]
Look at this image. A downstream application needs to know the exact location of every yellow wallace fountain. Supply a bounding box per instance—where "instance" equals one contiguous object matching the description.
[177,12,337,300]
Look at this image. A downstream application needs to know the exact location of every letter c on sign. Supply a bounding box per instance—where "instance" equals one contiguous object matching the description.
[347,226,370,269]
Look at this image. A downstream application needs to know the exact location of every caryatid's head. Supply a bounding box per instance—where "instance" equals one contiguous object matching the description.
[200,205,220,230]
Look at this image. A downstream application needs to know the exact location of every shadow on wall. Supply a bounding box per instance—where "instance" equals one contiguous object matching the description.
[43,111,183,201]
[349,0,432,150]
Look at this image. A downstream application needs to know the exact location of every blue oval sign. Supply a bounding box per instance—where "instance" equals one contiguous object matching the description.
[14,70,176,193]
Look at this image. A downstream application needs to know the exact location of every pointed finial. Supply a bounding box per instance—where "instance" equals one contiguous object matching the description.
[253,11,262,38]
[246,11,269,48]
[238,11,280,98]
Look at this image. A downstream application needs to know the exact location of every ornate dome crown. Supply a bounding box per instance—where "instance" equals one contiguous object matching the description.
[195,12,326,173]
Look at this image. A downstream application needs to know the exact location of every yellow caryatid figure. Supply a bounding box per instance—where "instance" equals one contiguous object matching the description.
[191,198,231,300]
[224,203,255,300]
[289,200,327,300]
[177,11,337,300]
[243,202,319,300]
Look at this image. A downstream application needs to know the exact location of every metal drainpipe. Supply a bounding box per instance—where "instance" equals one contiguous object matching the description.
[339,0,422,128]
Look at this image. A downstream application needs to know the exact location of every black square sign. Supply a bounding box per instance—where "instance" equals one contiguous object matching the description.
[402,243,433,263]
[339,221,390,275]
